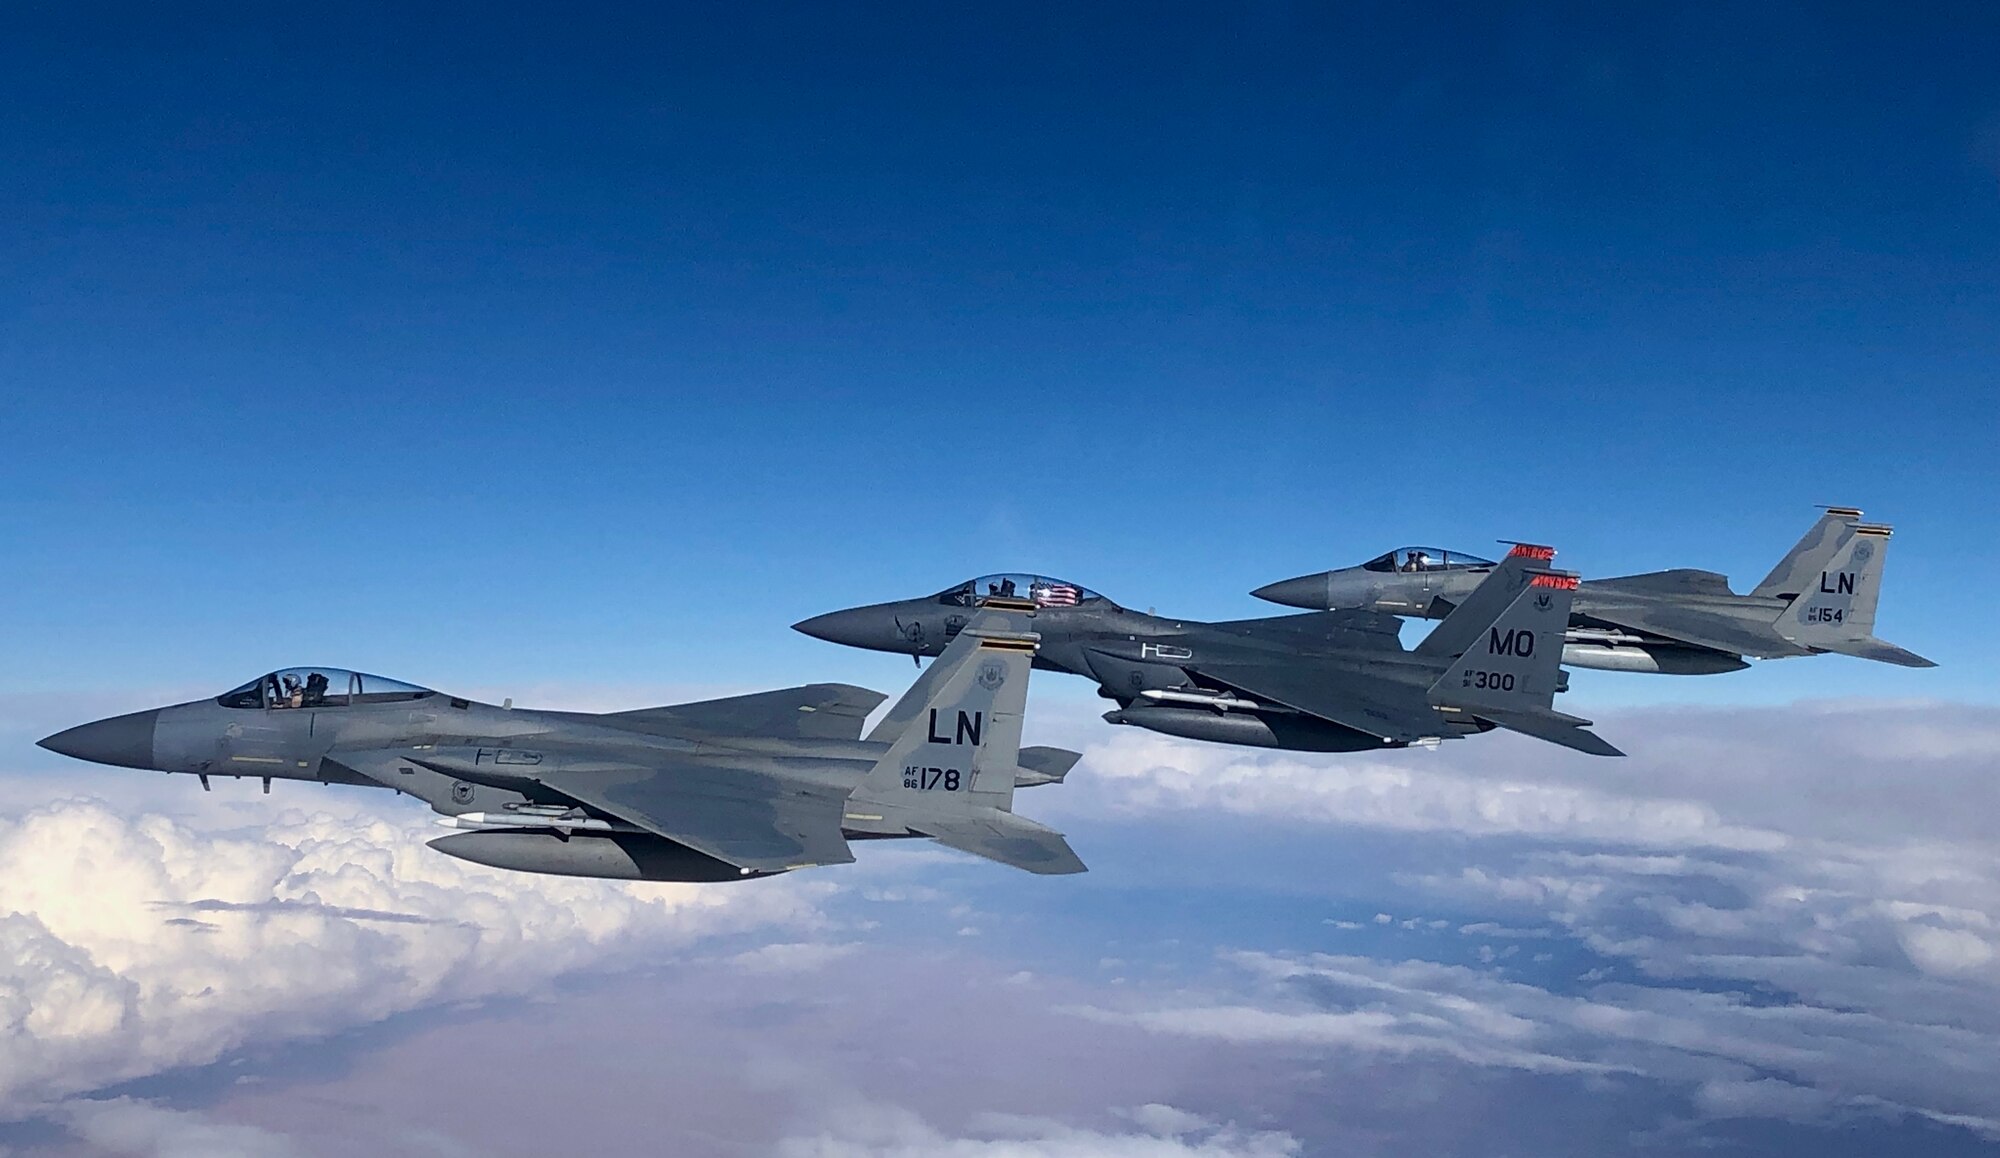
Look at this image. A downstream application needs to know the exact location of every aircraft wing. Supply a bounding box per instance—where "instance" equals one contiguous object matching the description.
[1193,662,1438,743]
[411,746,856,873]
[1208,609,1406,651]
[1586,569,1737,598]
[1573,600,1790,659]
[605,683,886,741]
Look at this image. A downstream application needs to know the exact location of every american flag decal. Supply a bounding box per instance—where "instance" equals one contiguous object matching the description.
[1034,583,1082,606]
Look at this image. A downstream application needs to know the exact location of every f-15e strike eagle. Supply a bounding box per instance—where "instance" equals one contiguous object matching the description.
[797,545,1624,756]
[40,604,1086,881]
[1252,508,1933,674]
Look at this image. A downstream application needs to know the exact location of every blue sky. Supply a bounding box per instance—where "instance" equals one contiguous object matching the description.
[3,1,1995,702]
[4,7,2000,1155]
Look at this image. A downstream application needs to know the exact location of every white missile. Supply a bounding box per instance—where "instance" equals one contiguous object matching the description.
[435,812,625,833]
[1137,688,1280,712]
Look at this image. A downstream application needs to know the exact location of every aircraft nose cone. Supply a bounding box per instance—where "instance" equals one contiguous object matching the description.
[1251,573,1328,609]
[38,709,161,770]
[792,607,884,649]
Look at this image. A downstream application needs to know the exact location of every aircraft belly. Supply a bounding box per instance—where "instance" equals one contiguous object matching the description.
[323,750,541,814]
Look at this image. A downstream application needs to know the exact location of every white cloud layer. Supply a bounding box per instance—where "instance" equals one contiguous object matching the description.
[10,698,2000,1151]
[778,1099,1299,1158]
[1074,731,1787,850]
[52,1097,307,1158]
[1065,702,2000,1139]
[0,796,823,1121]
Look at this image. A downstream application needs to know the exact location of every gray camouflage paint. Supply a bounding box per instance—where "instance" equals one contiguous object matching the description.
[41,608,1086,882]
[795,551,1621,757]
[1251,509,1933,672]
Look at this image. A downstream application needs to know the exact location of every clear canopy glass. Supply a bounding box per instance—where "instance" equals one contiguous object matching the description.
[1359,547,1497,575]
[933,574,1111,609]
[216,668,434,709]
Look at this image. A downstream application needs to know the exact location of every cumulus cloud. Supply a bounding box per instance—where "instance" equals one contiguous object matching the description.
[777,1098,1299,1158]
[0,796,825,1120]
[13,697,2000,1152]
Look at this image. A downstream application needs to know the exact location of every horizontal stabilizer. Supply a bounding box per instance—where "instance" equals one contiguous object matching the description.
[1588,569,1736,598]
[1818,637,1937,668]
[1017,746,1081,787]
[919,812,1087,875]
[1474,708,1625,758]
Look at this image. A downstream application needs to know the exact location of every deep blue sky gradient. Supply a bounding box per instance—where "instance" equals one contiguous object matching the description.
[3,2,1996,704]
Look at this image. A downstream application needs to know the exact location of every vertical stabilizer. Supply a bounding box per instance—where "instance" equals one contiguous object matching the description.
[1751,507,1862,599]
[857,601,1087,873]
[1429,569,1577,714]
[1772,523,1931,666]
[1427,568,1622,756]
[1776,523,1883,644]
[861,600,1038,815]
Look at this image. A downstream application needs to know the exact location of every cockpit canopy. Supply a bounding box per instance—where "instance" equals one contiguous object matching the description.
[216,668,435,710]
[1360,547,1497,574]
[933,574,1114,610]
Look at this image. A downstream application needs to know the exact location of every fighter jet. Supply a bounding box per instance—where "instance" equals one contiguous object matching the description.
[1252,508,1934,675]
[38,604,1086,881]
[796,547,1622,757]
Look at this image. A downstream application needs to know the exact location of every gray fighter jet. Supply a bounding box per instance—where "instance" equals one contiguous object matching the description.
[1252,509,1933,674]
[796,547,1622,756]
[39,604,1086,881]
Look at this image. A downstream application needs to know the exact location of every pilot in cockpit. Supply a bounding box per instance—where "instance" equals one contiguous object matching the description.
[280,674,303,708]
[303,671,330,707]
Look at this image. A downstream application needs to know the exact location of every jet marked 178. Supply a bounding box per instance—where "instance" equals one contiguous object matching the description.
[41,605,1087,882]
